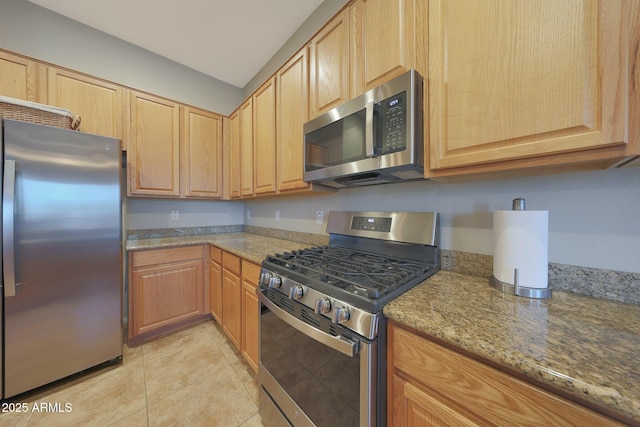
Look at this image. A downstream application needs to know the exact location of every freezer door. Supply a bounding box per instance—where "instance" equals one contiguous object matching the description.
[2,120,122,398]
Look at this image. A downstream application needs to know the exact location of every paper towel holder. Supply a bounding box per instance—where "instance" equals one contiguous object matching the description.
[489,198,552,299]
[490,269,552,299]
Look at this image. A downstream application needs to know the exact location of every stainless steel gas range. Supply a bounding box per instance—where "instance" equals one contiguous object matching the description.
[257,211,440,427]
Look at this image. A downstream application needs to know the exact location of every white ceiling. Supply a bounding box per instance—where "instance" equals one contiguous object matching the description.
[27,0,324,88]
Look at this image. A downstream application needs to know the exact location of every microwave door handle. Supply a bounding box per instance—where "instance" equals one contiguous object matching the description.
[258,290,360,357]
[365,101,375,157]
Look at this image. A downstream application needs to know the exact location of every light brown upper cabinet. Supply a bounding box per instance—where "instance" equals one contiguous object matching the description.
[47,68,124,144]
[428,0,639,177]
[182,106,223,198]
[128,90,180,197]
[240,98,254,197]
[276,49,309,192]
[227,111,241,199]
[0,50,43,102]
[308,7,352,118]
[351,0,427,94]
[253,77,277,195]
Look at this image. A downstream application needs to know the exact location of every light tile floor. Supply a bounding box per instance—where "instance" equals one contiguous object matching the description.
[0,321,263,427]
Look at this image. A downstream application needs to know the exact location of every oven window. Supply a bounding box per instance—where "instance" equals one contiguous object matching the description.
[260,303,360,427]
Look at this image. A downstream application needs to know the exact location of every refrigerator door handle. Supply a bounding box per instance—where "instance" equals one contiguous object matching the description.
[3,159,17,297]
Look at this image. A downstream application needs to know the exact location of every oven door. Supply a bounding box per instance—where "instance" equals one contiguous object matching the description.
[258,288,377,427]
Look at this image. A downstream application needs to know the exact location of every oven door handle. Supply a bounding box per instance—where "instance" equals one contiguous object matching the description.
[258,291,360,357]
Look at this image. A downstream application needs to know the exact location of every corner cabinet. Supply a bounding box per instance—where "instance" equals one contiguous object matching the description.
[428,0,640,176]
[227,111,242,199]
[128,246,209,346]
[240,99,254,197]
[182,106,223,198]
[388,323,623,426]
[127,90,180,197]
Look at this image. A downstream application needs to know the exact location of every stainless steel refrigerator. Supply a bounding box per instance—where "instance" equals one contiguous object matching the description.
[1,119,123,399]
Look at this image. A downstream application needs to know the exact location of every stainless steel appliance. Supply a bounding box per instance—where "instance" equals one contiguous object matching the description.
[257,211,439,426]
[1,119,122,399]
[303,70,424,188]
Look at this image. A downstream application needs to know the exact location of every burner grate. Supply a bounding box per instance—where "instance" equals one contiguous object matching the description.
[268,246,432,299]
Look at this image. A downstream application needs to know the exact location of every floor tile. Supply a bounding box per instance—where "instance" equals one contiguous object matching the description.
[147,367,258,427]
[0,319,263,427]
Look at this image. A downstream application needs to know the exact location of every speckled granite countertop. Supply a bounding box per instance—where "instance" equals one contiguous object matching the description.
[384,270,640,423]
[125,232,310,265]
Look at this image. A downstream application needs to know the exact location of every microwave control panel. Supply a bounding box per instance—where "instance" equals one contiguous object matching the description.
[379,91,407,155]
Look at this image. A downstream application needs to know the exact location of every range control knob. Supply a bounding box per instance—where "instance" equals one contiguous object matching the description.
[288,285,304,300]
[268,275,282,289]
[260,271,272,286]
[332,306,350,324]
[314,298,331,314]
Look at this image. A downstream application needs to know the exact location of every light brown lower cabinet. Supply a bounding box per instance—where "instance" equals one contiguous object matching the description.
[210,246,261,374]
[241,260,261,373]
[128,245,209,346]
[209,246,223,323]
[222,252,242,349]
[388,323,624,426]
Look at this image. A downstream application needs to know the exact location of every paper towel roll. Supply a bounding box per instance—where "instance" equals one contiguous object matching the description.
[493,210,549,289]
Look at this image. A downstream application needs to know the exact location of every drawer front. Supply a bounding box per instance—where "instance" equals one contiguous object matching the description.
[222,251,241,275]
[132,245,203,268]
[241,260,261,287]
[391,326,621,426]
[210,245,222,264]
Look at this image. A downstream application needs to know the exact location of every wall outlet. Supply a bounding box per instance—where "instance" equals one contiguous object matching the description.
[316,210,324,224]
[275,210,280,221]
[246,209,251,220]
[171,210,179,221]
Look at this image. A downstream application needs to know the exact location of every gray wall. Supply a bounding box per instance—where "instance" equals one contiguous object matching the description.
[245,167,640,274]
[0,0,242,114]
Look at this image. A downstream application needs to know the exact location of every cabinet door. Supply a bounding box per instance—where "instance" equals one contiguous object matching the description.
[253,77,277,195]
[210,247,223,323]
[0,51,42,102]
[240,99,254,197]
[391,375,480,427]
[222,253,242,349]
[227,110,241,199]
[353,0,426,93]
[131,258,204,337]
[277,50,310,192]
[128,91,180,197]
[429,0,631,172]
[389,325,623,426]
[308,8,351,118]
[47,68,124,142]
[183,106,223,198]
[241,260,260,373]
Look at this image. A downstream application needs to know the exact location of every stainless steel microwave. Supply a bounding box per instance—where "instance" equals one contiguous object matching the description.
[303,69,424,188]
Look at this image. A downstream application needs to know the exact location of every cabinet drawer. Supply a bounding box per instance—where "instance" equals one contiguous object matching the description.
[222,251,241,275]
[241,260,261,288]
[132,245,203,268]
[391,326,621,426]
[210,245,222,264]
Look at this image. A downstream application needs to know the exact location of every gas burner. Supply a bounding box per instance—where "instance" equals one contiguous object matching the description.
[267,246,433,301]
